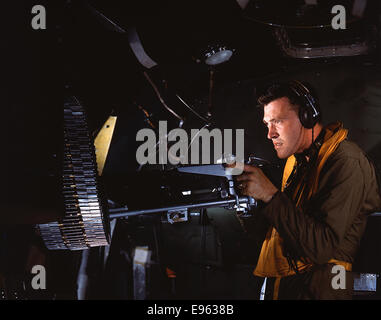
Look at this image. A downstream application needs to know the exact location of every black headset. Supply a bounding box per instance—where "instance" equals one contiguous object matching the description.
[289,80,320,129]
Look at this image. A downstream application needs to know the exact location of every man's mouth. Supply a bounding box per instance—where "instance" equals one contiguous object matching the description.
[273,142,282,149]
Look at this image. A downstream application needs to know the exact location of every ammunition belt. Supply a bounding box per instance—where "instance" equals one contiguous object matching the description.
[38,97,109,250]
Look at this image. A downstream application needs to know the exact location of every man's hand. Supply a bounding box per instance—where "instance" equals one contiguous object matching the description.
[235,164,278,203]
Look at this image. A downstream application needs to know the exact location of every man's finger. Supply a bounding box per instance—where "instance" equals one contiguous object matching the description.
[236,173,251,181]
[243,164,258,172]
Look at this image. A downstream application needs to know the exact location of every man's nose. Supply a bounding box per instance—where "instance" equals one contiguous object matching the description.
[267,124,278,140]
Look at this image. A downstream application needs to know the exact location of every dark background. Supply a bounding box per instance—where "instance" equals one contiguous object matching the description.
[1,0,381,300]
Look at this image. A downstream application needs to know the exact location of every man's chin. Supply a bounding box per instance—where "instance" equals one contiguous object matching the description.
[275,150,289,159]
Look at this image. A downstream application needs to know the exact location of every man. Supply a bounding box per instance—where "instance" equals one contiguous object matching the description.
[236,81,381,299]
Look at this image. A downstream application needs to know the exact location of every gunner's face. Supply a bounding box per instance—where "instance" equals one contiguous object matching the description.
[263,97,305,159]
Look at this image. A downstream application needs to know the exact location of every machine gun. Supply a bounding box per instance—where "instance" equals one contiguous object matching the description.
[39,160,260,251]
[37,97,277,252]
[107,163,257,222]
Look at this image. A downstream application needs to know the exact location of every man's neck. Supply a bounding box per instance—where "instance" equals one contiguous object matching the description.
[299,124,324,162]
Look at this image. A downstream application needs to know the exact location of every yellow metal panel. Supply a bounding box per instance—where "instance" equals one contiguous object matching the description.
[94,116,117,176]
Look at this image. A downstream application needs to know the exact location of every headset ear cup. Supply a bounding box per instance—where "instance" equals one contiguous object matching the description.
[299,106,306,128]
[290,80,320,128]
[299,105,314,129]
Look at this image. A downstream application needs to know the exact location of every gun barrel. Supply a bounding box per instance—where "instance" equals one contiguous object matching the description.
[108,197,253,219]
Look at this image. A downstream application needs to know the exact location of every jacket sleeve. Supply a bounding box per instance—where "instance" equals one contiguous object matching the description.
[261,156,367,265]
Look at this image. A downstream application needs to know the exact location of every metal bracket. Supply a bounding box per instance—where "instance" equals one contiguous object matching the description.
[167,209,188,224]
